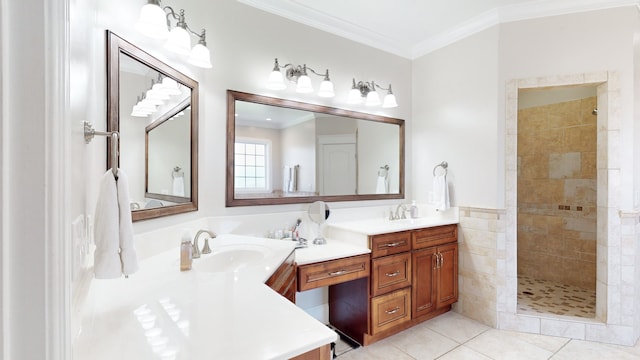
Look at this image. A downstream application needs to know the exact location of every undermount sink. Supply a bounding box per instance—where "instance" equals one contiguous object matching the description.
[196,245,271,273]
[191,234,295,277]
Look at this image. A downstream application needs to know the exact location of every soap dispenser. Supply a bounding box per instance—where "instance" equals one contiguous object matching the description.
[410,200,418,219]
[180,230,193,271]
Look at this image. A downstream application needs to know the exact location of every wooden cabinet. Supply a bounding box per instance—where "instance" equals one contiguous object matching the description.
[290,344,332,360]
[266,250,297,303]
[328,223,458,346]
[412,242,458,320]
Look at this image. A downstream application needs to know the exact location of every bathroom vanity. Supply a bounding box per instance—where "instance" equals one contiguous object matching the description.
[296,216,459,346]
[75,234,337,360]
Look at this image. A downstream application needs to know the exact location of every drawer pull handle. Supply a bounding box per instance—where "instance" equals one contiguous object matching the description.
[385,271,400,277]
[384,242,402,247]
[328,270,347,276]
[385,307,400,315]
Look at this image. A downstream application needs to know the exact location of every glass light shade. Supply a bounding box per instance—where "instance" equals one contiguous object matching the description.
[365,90,381,106]
[134,102,156,111]
[143,91,164,105]
[135,3,169,39]
[148,88,170,101]
[382,93,398,108]
[131,109,151,117]
[161,77,182,95]
[317,80,335,98]
[347,88,363,104]
[165,27,192,56]
[295,75,313,93]
[267,70,286,90]
[188,43,213,68]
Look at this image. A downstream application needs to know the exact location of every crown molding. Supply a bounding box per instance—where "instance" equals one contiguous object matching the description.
[239,0,640,60]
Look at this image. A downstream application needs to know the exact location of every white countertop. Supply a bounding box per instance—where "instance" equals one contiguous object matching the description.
[328,215,459,236]
[294,240,371,265]
[74,234,338,360]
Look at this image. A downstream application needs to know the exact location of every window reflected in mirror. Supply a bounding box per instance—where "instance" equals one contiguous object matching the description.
[227,90,405,206]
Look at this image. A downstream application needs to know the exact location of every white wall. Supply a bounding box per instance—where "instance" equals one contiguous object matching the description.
[412,6,640,210]
[412,26,500,208]
[282,120,317,193]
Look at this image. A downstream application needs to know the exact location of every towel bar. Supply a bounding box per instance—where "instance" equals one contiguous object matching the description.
[432,161,448,176]
[84,121,119,178]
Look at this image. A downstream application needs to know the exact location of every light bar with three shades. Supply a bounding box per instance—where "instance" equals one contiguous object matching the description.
[135,0,212,68]
[266,58,398,108]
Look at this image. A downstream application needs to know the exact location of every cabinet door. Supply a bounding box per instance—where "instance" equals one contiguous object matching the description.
[412,247,437,319]
[436,243,458,308]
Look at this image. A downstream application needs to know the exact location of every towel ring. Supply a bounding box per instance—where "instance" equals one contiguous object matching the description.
[433,161,448,176]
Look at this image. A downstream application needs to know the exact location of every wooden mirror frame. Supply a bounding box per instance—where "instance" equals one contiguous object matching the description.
[226,90,405,207]
[107,30,199,221]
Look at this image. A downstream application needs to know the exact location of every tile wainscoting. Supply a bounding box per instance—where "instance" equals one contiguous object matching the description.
[456,206,640,346]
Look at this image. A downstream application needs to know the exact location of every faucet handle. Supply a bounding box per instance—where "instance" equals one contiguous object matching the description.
[202,238,212,254]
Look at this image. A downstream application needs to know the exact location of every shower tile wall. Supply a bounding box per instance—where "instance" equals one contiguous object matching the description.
[517,97,597,289]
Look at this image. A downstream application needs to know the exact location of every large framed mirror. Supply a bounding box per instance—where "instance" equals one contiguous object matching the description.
[226,90,405,206]
[107,31,198,221]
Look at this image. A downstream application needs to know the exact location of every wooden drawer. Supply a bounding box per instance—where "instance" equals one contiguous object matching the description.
[370,231,411,258]
[371,253,411,297]
[412,224,457,250]
[298,254,370,292]
[371,287,411,334]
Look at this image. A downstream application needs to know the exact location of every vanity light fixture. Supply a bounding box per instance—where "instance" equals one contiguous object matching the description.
[131,77,183,118]
[135,0,213,69]
[347,78,398,108]
[267,58,335,98]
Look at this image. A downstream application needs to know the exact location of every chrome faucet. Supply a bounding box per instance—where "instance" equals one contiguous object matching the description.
[192,229,215,259]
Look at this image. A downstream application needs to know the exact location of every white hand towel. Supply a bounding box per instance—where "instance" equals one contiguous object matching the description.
[172,176,185,196]
[433,174,450,211]
[376,175,388,194]
[116,169,139,276]
[94,169,139,279]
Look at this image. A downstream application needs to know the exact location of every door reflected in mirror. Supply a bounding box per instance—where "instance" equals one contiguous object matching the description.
[227,90,405,207]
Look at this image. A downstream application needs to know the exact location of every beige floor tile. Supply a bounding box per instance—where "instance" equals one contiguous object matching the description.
[390,325,459,360]
[337,340,414,360]
[551,339,640,360]
[423,311,490,343]
[465,329,557,360]
[437,345,493,360]
[504,330,569,353]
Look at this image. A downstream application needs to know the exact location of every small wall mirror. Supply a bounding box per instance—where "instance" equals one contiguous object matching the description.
[226,90,405,206]
[107,31,199,221]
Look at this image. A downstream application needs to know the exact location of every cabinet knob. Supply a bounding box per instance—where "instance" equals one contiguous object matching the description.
[385,270,401,277]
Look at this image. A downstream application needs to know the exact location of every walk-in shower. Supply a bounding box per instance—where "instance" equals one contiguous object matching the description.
[516,86,598,319]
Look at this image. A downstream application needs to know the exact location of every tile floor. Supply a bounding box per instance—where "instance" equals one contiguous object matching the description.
[334,311,640,360]
[517,276,596,318]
